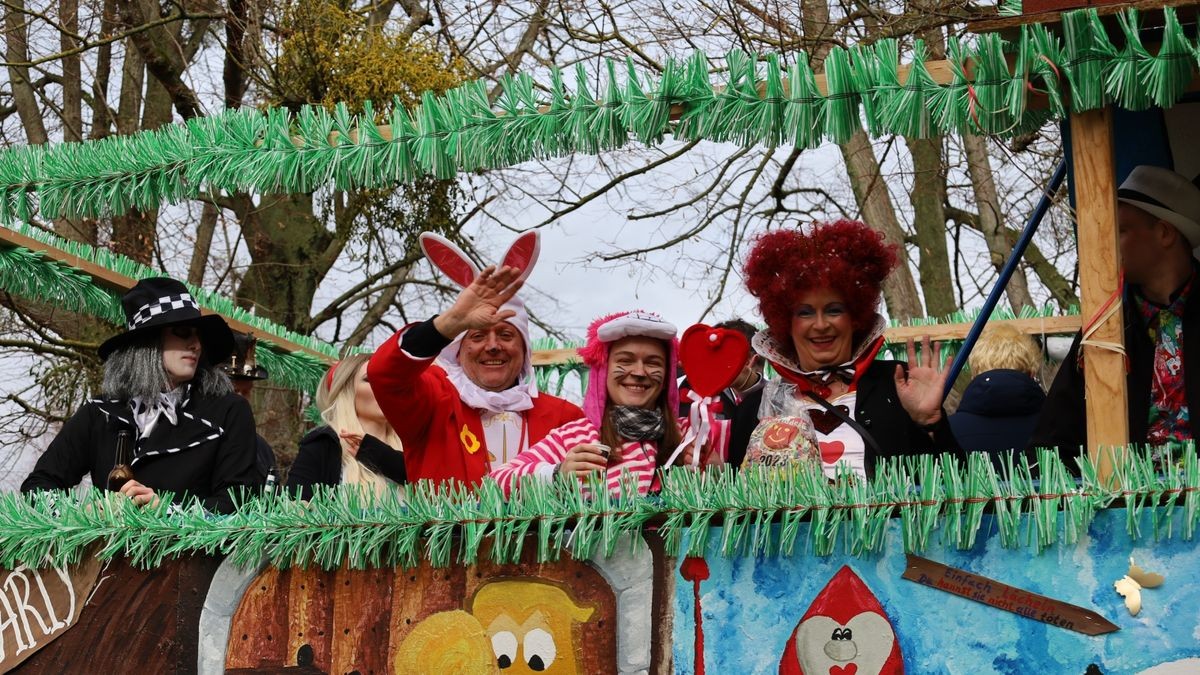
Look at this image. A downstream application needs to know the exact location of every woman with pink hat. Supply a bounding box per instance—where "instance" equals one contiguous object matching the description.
[490,311,727,497]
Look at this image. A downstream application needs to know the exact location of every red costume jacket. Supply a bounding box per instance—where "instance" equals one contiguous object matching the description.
[369,324,583,486]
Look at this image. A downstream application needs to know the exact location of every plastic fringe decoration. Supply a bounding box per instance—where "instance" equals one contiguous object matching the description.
[0,8,1189,223]
[0,223,334,393]
[3,445,1198,570]
[0,244,123,324]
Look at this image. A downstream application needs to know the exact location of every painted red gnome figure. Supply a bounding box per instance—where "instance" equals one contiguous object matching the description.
[779,566,903,675]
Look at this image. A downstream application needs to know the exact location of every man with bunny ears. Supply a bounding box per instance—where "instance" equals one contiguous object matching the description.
[369,232,583,486]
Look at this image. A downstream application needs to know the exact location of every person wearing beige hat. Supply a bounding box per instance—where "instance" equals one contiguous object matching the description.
[1033,165,1200,463]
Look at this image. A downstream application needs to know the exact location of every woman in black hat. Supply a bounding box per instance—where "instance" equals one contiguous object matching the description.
[21,277,264,513]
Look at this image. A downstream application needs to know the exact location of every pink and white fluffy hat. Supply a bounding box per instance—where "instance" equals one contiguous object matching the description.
[578,310,680,427]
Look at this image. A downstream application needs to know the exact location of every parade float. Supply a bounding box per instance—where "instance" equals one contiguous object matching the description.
[0,0,1199,672]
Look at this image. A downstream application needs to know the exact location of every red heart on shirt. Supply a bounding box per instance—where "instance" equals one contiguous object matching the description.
[820,440,845,463]
[830,665,857,675]
[678,324,751,398]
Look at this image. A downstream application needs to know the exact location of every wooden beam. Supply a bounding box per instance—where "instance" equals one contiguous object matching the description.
[0,226,132,293]
[1069,107,1126,485]
[532,348,581,367]
[0,222,1086,375]
[0,227,334,363]
[883,314,1081,343]
[970,0,1200,34]
[529,315,1083,367]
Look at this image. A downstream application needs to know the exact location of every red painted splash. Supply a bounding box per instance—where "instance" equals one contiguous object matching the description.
[680,556,711,675]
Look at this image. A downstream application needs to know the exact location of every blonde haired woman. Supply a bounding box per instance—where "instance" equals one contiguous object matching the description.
[949,324,1046,455]
[287,353,405,499]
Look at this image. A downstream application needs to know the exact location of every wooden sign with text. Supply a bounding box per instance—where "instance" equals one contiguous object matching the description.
[901,554,1119,636]
[0,556,102,673]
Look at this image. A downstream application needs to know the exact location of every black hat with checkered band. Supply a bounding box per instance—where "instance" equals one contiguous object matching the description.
[98,277,235,363]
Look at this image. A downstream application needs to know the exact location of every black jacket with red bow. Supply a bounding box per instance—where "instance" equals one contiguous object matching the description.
[729,360,961,474]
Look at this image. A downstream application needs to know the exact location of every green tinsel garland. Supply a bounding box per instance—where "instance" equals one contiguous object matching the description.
[0,7,1190,224]
[0,223,333,393]
[2,447,1196,570]
[0,245,122,325]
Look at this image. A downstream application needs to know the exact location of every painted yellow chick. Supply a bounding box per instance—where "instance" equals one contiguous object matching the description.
[470,580,595,674]
[394,609,497,675]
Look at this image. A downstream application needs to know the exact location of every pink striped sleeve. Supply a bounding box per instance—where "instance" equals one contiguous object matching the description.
[489,420,594,495]
[604,440,657,496]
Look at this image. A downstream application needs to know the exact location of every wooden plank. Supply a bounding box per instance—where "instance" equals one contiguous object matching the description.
[0,226,131,293]
[531,347,582,367]
[970,0,1200,34]
[0,226,334,363]
[883,314,1082,343]
[224,565,290,669]
[14,556,222,673]
[286,567,334,670]
[529,315,1083,367]
[388,563,466,658]
[1069,106,1127,485]
[329,565,394,674]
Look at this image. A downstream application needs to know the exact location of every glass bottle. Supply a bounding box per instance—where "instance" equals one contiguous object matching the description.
[106,430,135,491]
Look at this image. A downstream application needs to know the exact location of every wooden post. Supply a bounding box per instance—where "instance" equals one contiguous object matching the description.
[1069,107,1127,484]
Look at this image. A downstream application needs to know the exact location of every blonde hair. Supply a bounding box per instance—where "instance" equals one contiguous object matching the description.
[316,352,404,496]
[969,324,1041,375]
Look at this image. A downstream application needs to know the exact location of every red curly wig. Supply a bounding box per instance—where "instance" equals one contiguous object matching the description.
[743,220,898,357]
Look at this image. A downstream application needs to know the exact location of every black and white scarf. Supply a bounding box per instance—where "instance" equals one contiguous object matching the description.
[798,363,856,386]
[610,406,665,442]
[130,388,183,438]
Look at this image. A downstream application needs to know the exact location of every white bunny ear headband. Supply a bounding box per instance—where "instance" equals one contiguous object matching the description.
[418,231,541,288]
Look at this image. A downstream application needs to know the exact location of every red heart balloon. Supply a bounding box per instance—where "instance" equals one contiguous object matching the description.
[678,324,751,398]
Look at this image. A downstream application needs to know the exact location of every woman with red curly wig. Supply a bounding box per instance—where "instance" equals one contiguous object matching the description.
[490,311,727,497]
[730,220,960,478]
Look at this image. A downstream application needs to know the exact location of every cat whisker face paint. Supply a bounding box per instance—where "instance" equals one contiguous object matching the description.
[607,337,668,408]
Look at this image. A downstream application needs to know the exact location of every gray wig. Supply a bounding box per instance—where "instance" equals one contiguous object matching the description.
[101,332,232,401]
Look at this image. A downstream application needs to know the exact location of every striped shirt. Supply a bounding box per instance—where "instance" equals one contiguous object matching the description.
[489,416,729,497]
